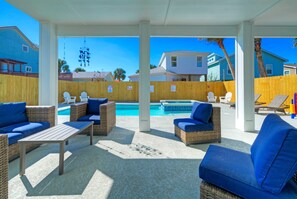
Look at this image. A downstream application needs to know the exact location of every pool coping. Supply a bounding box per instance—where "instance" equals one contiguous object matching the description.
[57,102,162,111]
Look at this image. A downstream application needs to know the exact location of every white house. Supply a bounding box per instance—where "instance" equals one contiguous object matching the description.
[284,64,297,75]
[129,51,209,81]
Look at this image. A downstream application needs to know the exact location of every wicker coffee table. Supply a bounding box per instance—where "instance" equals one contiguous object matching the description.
[19,121,93,175]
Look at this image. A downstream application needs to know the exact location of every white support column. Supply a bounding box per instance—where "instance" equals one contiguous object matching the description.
[139,21,150,132]
[235,21,255,131]
[39,22,58,124]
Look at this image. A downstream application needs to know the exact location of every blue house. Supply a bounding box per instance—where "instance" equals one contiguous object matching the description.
[207,50,287,81]
[0,26,39,74]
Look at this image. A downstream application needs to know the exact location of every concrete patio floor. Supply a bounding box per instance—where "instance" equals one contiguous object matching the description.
[8,104,297,199]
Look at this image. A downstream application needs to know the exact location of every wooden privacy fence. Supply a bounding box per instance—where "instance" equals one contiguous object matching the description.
[1,74,297,106]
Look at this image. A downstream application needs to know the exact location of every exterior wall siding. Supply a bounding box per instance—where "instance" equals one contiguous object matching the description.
[0,28,39,73]
[165,55,207,75]
[208,51,285,81]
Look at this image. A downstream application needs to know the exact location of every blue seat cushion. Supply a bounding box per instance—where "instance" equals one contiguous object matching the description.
[87,98,108,115]
[190,102,212,124]
[200,145,297,199]
[0,102,28,128]
[77,114,100,125]
[174,118,213,132]
[251,114,297,193]
[0,122,50,137]
[0,132,24,145]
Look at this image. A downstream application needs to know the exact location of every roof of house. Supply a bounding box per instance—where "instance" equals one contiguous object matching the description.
[284,64,297,69]
[73,72,113,79]
[129,67,176,78]
[158,51,210,66]
[0,58,27,64]
[0,26,39,50]
[207,53,222,58]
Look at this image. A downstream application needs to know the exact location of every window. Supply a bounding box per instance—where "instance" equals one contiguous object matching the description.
[197,57,202,67]
[265,64,273,75]
[284,70,290,76]
[171,56,177,67]
[227,68,231,75]
[22,44,29,53]
[25,66,32,73]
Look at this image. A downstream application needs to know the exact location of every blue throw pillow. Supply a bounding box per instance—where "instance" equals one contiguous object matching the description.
[251,114,297,193]
[0,102,28,128]
[87,98,108,115]
[190,102,212,124]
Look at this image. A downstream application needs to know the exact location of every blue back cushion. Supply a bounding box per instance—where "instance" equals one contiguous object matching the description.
[190,102,212,124]
[251,114,297,193]
[0,102,28,128]
[87,98,108,115]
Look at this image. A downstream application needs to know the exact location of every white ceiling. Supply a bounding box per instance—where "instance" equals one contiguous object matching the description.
[5,0,297,26]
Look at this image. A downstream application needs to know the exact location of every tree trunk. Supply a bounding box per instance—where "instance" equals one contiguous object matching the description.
[254,38,267,77]
[218,41,235,79]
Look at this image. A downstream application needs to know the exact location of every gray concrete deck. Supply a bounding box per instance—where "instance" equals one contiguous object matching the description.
[8,104,297,198]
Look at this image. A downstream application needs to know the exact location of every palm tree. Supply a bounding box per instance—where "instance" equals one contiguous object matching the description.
[254,38,267,77]
[74,67,86,72]
[204,38,235,79]
[293,38,297,48]
[58,59,70,73]
[114,68,126,81]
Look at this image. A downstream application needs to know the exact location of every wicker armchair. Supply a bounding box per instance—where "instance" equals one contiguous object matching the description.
[174,107,221,145]
[0,134,8,199]
[70,101,116,136]
[8,106,55,161]
[200,169,297,199]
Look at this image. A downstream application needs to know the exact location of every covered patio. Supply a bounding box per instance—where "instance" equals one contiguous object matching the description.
[4,0,297,198]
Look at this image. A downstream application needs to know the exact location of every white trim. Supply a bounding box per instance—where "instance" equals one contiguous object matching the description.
[22,44,29,53]
[171,56,177,67]
[284,69,290,75]
[25,65,32,73]
[265,64,273,75]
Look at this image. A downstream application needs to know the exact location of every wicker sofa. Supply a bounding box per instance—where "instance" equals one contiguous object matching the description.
[70,99,116,136]
[0,134,8,199]
[199,114,297,198]
[174,102,221,145]
[0,103,55,161]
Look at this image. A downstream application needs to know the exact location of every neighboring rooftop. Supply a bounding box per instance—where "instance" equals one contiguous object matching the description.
[73,71,113,79]
[129,67,176,77]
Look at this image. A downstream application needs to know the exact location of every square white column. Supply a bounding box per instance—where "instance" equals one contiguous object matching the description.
[235,21,255,131]
[39,22,58,124]
[139,21,150,132]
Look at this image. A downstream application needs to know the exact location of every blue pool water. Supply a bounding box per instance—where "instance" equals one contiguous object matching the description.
[58,104,192,116]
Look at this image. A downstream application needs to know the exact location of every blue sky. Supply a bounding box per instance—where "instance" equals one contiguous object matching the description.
[1,0,297,78]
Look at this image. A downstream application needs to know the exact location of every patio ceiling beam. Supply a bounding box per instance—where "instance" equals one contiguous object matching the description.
[57,24,297,38]
[150,25,237,38]
[57,25,238,37]
[57,25,139,37]
[254,26,297,38]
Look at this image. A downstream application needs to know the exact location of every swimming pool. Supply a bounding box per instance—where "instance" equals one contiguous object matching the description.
[58,103,192,116]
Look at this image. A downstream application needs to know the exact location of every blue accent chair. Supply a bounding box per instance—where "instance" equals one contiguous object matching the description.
[70,98,116,135]
[0,102,55,161]
[173,102,221,145]
[199,114,297,199]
